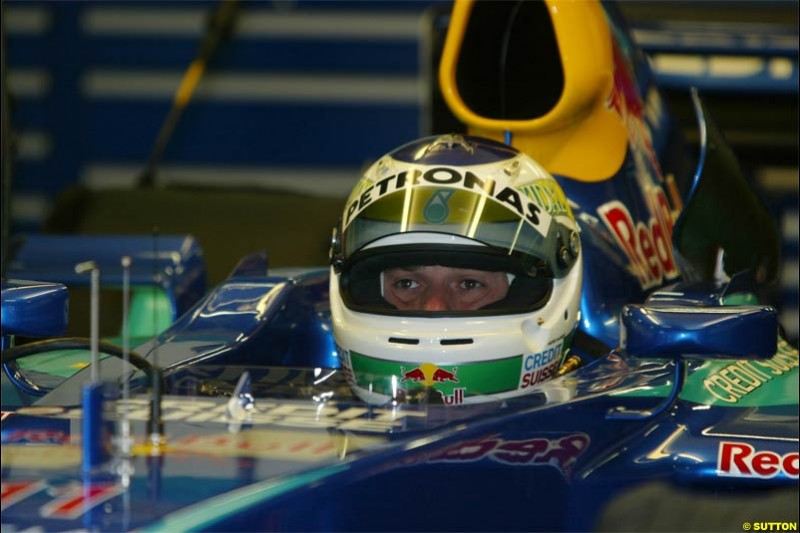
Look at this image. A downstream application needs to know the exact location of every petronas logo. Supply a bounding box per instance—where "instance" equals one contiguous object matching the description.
[423,190,455,224]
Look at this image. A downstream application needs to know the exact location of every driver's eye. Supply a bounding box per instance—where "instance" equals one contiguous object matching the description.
[394,279,420,290]
[459,279,485,290]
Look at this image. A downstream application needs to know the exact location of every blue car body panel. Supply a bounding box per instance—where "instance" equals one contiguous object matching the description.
[132,269,337,370]
[6,234,207,321]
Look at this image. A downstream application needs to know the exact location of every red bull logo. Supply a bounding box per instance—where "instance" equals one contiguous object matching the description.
[718,442,799,479]
[400,367,426,383]
[432,367,459,383]
[598,186,678,290]
[400,363,458,386]
[438,387,466,405]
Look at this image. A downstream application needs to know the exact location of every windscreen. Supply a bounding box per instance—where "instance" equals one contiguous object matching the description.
[674,91,780,285]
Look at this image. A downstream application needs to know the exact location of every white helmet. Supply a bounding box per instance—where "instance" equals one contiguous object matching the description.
[330,134,582,405]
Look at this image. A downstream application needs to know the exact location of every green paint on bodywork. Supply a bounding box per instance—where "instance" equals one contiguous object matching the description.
[721,292,760,306]
[14,288,172,381]
[141,464,348,532]
[616,338,799,407]
[15,337,154,378]
[16,350,110,378]
[127,286,174,339]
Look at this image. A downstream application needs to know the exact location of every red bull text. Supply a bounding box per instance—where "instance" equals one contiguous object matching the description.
[438,387,466,405]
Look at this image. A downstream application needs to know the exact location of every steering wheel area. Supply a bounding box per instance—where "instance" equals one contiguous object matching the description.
[1,337,157,397]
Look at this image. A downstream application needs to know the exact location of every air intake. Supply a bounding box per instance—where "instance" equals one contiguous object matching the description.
[440,338,474,346]
[456,0,563,120]
[388,337,420,345]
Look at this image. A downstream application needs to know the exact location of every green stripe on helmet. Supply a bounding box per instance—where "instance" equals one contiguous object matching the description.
[350,351,522,397]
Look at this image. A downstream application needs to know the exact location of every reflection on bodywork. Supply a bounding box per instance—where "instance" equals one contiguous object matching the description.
[201,282,287,320]
[166,430,384,462]
[418,433,590,477]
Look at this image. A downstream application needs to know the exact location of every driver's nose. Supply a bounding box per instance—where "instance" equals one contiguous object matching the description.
[422,290,449,311]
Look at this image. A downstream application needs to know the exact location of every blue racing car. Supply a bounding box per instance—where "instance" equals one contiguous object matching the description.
[1,1,797,531]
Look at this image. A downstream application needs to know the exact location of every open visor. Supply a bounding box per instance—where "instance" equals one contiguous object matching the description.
[340,244,554,316]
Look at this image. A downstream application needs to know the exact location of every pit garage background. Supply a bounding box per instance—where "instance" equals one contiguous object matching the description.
[2,0,798,341]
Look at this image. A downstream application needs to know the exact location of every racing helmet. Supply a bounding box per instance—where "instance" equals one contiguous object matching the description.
[330,134,582,406]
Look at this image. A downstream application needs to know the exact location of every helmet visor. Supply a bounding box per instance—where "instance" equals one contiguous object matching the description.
[340,182,576,280]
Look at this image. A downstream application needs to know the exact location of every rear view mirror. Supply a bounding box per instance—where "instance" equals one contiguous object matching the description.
[609,302,778,421]
[620,303,778,360]
[1,280,69,342]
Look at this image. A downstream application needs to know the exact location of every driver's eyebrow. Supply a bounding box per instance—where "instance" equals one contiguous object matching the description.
[390,266,422,273]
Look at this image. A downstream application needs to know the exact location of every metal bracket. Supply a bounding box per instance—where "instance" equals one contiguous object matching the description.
[606,359,687,421]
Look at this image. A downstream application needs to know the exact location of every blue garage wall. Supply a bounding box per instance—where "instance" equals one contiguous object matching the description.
[5,0,437,230]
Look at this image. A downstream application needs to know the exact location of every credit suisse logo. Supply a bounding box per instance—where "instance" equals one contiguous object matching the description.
[717,441,799,479]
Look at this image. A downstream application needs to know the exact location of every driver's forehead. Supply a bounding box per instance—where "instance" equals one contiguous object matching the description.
[384,266,504,278]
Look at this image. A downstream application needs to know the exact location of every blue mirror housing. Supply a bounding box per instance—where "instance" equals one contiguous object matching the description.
[1,280,69,345]
[620,304,778,360]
